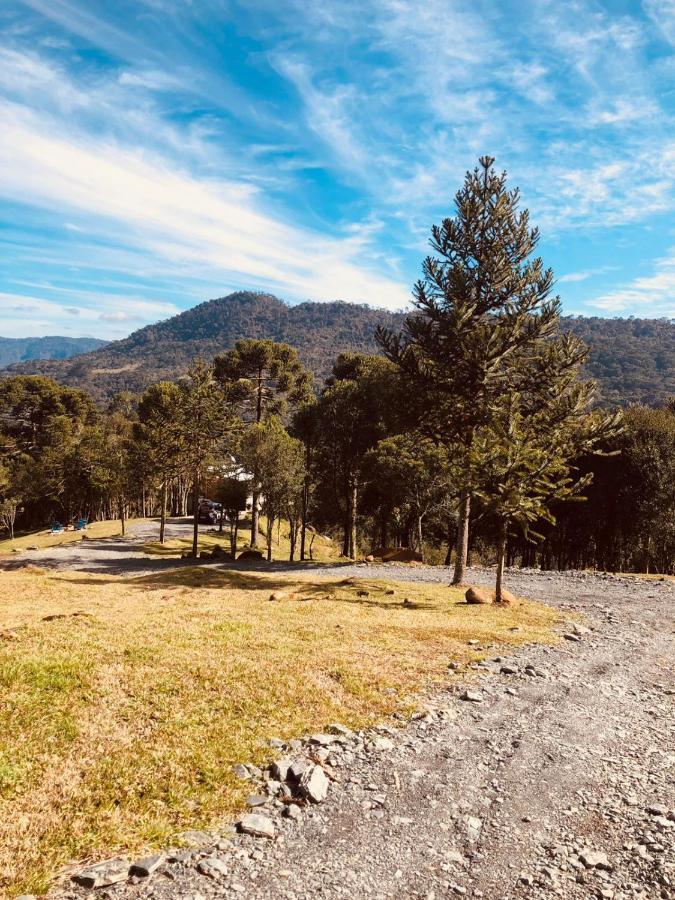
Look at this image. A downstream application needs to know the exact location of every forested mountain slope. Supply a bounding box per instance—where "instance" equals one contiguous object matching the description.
[0,335,108,368]
[3,291,672,406]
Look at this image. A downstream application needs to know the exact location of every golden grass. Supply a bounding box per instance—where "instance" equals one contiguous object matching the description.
[0,519,152,557]
[142,516,338,563]
[0,567,560,896]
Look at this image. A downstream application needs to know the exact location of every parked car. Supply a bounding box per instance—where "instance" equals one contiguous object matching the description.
[197,499,221,524]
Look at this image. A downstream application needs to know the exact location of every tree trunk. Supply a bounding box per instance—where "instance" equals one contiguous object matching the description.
[416,514,424,562]
[251,492,259,547]
[289,518,296,561]
[120,497,126,537]
[495,519,508,603]
[348,482,357,559]
[266,514,274,561]
[444,518,454,566]
[233,512,239,557]
[300,478,308,561]
[219,504,225,535]
[191,475,200,558]
[159,479,167,544]
[451,491,471,584]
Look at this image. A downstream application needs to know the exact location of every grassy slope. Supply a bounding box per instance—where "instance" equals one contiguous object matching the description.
[0,566,561,895]
[0,519,151,556]
[142,516,339,563]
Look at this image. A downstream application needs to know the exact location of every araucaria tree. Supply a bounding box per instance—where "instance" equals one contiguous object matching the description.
[238,416,305,561]
[473,333,621,600]
[214,339,312,546]
[378,156,561,584]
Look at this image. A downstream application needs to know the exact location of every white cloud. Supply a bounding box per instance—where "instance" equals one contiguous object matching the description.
[0,89,410,313]
[590,251,675,317]
[0,291,179,338]
[644,0,675,45]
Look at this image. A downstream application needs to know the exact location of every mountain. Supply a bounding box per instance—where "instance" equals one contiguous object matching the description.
[3,291,673,407]
[0,335,108,369]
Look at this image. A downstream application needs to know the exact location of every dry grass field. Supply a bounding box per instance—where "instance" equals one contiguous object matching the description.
[0,519,151,557]
[0,565,561,896]
[141,516,339,562]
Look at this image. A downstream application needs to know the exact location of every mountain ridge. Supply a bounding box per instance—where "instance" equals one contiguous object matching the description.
[3,291,673,407]
[0,335,108,369]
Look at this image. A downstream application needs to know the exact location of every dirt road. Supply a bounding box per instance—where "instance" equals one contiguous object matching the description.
[37,523,674,900]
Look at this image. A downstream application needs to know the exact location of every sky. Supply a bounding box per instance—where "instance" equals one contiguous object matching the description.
[1,0,675,340]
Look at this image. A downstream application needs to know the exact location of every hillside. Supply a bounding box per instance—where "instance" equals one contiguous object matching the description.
[0,335,108,368]
[3,292,673,406]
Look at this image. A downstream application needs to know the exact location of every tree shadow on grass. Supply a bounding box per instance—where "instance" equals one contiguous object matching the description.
[53,567,438,610]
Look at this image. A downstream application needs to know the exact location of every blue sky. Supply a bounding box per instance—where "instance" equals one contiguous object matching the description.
[1,0,675,340]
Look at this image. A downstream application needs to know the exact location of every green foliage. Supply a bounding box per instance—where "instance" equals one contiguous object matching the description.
[238,417,305,559]
[3,292,671,408]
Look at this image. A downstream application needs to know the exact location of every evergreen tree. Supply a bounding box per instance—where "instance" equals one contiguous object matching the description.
[179,361,234,558]
[313,354,400,558]
[378,156,560,584]
[474,335,621,600]
[238,417,305,561]
[214,339,312,546]
[135,381,185,543]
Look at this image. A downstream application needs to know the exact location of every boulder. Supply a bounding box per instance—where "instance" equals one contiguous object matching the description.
[238,813,275,839]
[380,547,423,563]
[465,586,491,605]
[270,757,292,781]
[72,859,130,889]
[493,588,516,606]
[238,549,264,560]
[298,765,330,803]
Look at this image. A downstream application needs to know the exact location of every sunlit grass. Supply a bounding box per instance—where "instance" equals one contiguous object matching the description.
[0,566,560,895]
[142,515,338,562]
[0,518,152,556]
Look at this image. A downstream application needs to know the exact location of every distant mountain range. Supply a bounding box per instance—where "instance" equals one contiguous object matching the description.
[0,335,108,369]
[3,291,673,407]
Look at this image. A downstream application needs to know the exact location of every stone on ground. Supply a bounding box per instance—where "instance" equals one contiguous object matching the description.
[238,813,276,839]
[465,586,491,605]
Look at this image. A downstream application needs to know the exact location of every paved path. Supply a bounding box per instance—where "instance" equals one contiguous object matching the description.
[46,527,675,900]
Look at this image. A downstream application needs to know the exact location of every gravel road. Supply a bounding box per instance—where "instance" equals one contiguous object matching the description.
[13,524,675,900]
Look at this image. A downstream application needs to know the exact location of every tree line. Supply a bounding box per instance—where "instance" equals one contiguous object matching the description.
[1,158,673,584]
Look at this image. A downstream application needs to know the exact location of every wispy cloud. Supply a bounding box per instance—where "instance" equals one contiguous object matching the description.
[1,0,674,338]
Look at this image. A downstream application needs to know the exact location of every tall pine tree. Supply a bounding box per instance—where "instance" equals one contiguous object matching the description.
[378,156,560,583]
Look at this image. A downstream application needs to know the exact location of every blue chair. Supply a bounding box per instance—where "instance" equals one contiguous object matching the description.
[50,522,63,534]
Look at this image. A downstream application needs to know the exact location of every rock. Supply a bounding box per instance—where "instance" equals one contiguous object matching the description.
[299,764,330,803]
[328,723,354,737]
[365,555,375,562]
[465,586,491,605]
[178,830,214,847]
[238,549,264,560]
[269,590,289,601]
[463,815,482,842]
[579,849,611,869]
[500,664,518,675]
[282,803,302,820]
[493,589,516,605]
[460,690,483,703]
[238,813,276,839]
[371,735,395,751]
[563,632,581,642]
[197,857,229,878]
[309,733,338,746]
[271,758,292,781]
[232,763,250,780]
[129,855,164,877]
[572,622,591,635]
[72,859,130,889]
[288,759,309,781]
[247,794,268,807]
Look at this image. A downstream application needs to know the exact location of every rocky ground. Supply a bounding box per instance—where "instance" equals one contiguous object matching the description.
[36,555,672,900]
